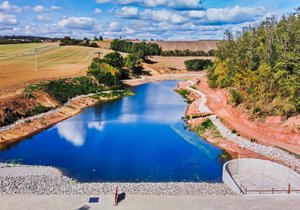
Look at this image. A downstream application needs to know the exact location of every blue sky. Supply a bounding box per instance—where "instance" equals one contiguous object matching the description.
[0,0,299,40]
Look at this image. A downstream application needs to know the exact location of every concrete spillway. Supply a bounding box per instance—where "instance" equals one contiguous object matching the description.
[223,158,300,195]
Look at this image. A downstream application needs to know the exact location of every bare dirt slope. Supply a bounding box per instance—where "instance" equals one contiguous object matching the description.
[196,76,300,155]
[155,40,219,51]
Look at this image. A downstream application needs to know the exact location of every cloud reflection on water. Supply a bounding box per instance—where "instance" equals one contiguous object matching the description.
[56,122,87,147]
[56,82,185,147]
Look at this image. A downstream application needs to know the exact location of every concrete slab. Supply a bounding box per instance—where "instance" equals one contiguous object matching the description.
[0,195,300,210]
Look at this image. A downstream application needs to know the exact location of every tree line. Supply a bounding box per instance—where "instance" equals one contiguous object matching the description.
[162,49,215,57]
[0,35,58,44]
[110,39,162,58]
[60,36,99,48]
[208,8,300,117]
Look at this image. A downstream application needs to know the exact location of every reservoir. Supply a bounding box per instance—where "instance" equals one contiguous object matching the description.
[0,81,227,182]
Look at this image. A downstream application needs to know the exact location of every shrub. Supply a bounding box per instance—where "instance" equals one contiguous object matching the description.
[42,77,101,104]
[229,89,242,106]
[184,59,213,71]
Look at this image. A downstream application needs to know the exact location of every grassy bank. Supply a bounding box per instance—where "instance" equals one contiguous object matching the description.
[1,76,134,127]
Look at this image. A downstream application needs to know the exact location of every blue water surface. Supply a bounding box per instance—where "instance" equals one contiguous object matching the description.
[0,81,227,182]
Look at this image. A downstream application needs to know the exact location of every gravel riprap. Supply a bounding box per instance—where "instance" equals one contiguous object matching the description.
[0,177,235,196]
[0,164,235,195]
[187,80,300,168]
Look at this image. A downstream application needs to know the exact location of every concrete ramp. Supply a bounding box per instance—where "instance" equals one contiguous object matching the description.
[223,158,300,195]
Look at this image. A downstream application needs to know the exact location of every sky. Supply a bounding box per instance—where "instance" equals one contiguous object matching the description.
[0,0,299,40]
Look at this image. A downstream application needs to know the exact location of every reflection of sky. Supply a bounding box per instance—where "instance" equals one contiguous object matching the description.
[57,122,86,147]
[56,81,186,147]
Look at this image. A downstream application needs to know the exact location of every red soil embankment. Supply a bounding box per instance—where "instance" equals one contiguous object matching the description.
[196,77,300,155]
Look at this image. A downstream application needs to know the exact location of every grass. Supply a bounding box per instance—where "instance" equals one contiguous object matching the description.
[91,89,135,101]
[193,119,222,138]
[176,89,193,103]
[0,43,54,59]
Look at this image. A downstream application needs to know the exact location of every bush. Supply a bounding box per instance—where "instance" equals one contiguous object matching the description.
[229,89,242,106]
[90,42,99,48]
[42,77,101,104]
[162,49,213,57]
[88,62,121,87]
[184,59,213,71]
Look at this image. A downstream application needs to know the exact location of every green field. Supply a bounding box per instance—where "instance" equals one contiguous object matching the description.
[0,43,56,60]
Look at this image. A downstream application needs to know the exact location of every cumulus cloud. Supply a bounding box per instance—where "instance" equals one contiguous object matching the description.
[51,5,61,10]
[36,15,51,22]
[202,5,266,24]
[141,9,187,24]
[58,17,96,30]
[95,0,112,3]
[96,0,201,9]
[93,8,102,14]
[116,6,139,18]
[0,1,21,13]
[0,13,18,25]
[33,5,48,12]
[108,21,122,32]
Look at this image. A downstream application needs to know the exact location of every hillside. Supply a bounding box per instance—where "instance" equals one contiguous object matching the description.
[208,11,300,117]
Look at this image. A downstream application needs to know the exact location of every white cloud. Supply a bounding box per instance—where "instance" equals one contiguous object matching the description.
[0,13,18,25]
[51,5,61,10]
[108,21,122,32]
[93,8,102,14]
[201,5,266,24]
[36,15,51,22]
[0,1,21,13]
[58,17,96,30]
[141,9,187,24]
[116,6,139,18]
[95,0,113,3]
[167,0,201,9]
[96,0,201,9]
[33,5,48,12]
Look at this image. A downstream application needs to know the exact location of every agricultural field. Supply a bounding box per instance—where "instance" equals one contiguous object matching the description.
[0,43,117,91]
[154,40,219,51]
[146,56,214,70]
[97,40,219,51]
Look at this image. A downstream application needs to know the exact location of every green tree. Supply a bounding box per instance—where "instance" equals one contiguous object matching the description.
[103,52,124,69]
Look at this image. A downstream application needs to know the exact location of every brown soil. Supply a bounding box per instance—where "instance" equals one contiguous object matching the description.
[144,56,214,73]
[177,80,266,159]
[0,91,59,125]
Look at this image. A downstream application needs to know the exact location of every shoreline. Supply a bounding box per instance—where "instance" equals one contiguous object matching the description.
[0,73,201,150]
[0,163,235,195]
[177,76,300,170]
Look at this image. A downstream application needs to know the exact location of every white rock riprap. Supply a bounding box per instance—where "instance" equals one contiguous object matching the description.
[186,80,300,168]
[0,164,235,195]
